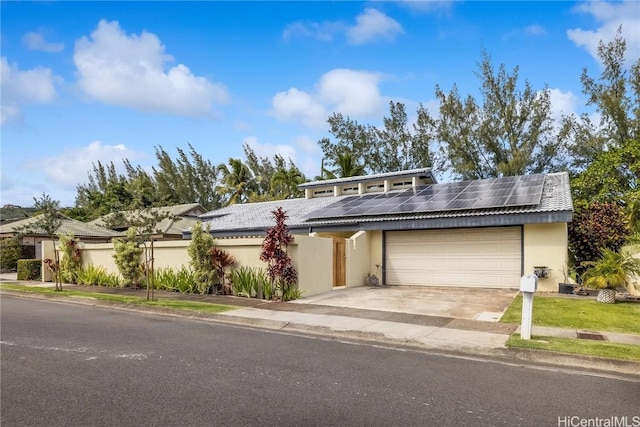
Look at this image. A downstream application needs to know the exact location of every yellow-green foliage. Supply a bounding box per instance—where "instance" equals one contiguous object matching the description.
[112,227,142,287]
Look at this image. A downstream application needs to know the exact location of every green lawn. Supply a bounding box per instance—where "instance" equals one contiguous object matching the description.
[0,284,238,314]
[507,334,640,362]
[500,295,640,334]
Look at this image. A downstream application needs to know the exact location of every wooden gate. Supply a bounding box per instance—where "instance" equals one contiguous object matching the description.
[332,238,346,287]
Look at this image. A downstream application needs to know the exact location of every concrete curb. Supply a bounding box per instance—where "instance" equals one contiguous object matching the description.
[3,289,639,378]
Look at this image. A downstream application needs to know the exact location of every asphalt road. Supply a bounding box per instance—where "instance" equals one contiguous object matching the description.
[1,295,639,427]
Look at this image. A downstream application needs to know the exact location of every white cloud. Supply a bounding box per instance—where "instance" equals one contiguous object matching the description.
[567,1,640,65]
[283,21,345,42]
[271,69,384,128]
[283,8,402,45]
[272,88,328,128]
[347,8,404,45]
[243,136,297,162]
[294,135,320,155]
[22,31,64,52]
[73,20,229,117]
[26,141,147,190]
[399,1,454,14]
[547,88,578,121]
[525,24,547,36]
[0,57,57,126]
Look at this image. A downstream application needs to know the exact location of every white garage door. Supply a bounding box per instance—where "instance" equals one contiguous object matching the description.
[385,227,521,288]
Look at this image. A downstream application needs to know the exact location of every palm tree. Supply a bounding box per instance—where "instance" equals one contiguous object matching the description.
[582,248,640,303]
[323,152,366,179]
[216,158,256,205]
[271,166,305,199]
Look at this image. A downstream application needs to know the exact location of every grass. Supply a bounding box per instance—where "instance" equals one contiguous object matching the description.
[0,284,238,314]
[507,334,640,362]
[500,294,640,334]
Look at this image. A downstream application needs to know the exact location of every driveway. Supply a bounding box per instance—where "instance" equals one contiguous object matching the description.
[291,286,519,321]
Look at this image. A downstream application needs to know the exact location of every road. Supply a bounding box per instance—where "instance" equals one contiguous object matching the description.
[1,295,638,427]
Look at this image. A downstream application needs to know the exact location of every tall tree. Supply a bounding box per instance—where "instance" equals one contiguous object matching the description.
[436,51,562,180]
[318,101,435,176]
[271,164,304,199]
[216,158,257,205]
[322,152,366,179]
[561,27,640,171]
[20,193,63,290]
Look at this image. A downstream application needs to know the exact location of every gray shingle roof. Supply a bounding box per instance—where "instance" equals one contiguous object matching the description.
[89,203,205,235]
[197,172,572,235]
[0,215,121,238]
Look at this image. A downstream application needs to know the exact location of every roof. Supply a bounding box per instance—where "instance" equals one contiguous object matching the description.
[196,172,573,237]
[0,214,122,238]
[89,203,205,235]
[297,168,436,189]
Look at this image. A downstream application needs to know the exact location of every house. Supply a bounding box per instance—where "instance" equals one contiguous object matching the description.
[0,214,121,259]
[193,168,572,293]
[89,203,206,240]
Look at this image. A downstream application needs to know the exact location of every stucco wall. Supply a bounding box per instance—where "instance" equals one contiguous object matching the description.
[523,223,568,292]
[345,231,370,288]
[369,230,384,284]
[289,235,333,297]
[72,235,333,297]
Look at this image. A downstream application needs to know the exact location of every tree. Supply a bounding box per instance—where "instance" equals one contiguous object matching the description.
[0,238,23,272]
[322,152,366,179]
[116,208,172,300]
[216,158,257,205]
[259,208,297,301]
[436,51,562,179]
[20,193,63,290]
[187,221,216,294]
[317,101,435,176]
[571,139,639,204]
[562,28,640,170]
[271,164,305,199]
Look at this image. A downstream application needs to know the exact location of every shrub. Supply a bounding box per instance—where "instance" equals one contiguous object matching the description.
[569,202,630,267]
[77,265,121,287]
[230,267,268,298]
[188,222,216,293]
[58,233,82,284]
[17,259,41,280]
[259,207,298,300]
[209,247,235,295]
[153,267,198,293]
[113,227,143,287]
[0,238,23,272]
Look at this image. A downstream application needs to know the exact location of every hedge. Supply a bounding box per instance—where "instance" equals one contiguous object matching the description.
[17,259,41,281]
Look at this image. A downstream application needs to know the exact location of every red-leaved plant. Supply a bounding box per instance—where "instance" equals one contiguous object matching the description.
[259,207,297,300]
[209,247,235,295]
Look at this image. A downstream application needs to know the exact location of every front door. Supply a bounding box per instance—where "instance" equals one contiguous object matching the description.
[332,238,346,287]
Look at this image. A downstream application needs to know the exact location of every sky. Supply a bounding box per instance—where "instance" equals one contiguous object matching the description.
[1,1,639,208]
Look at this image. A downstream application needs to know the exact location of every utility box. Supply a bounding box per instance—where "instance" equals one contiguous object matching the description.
[519,274,538,293]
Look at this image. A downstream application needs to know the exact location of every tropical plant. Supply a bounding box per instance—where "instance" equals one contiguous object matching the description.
[76,265,121,287]
[112,227,143,287]
[582,248,640,303]
[230,266,268,298]
[187,222,216,294]
[217,158,257,205]
[58,232,82,284]
[259,207,298,300]
[17,259,41,280]
[152,266,198,293]
[209,247,235,295]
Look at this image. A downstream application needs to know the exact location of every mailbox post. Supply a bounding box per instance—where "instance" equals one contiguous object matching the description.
[519,274,538,340]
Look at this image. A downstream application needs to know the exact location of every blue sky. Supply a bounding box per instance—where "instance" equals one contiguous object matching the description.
[1,1,639,207]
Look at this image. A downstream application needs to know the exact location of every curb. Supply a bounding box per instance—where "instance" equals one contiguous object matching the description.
[2,289,639,379]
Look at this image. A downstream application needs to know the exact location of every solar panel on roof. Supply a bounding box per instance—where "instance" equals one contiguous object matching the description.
[305,174,546,220]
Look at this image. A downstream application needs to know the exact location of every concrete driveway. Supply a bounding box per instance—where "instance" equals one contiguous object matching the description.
[291,286,519,321]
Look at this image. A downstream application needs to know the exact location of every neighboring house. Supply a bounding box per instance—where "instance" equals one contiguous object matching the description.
[192,168,573,292]
[0,214,120,259]
[89,203,206,240]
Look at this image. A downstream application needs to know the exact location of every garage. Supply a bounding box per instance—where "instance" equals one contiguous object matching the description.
[385,227,522,288]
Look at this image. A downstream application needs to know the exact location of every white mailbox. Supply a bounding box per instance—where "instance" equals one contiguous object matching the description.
[519,274,538,293]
